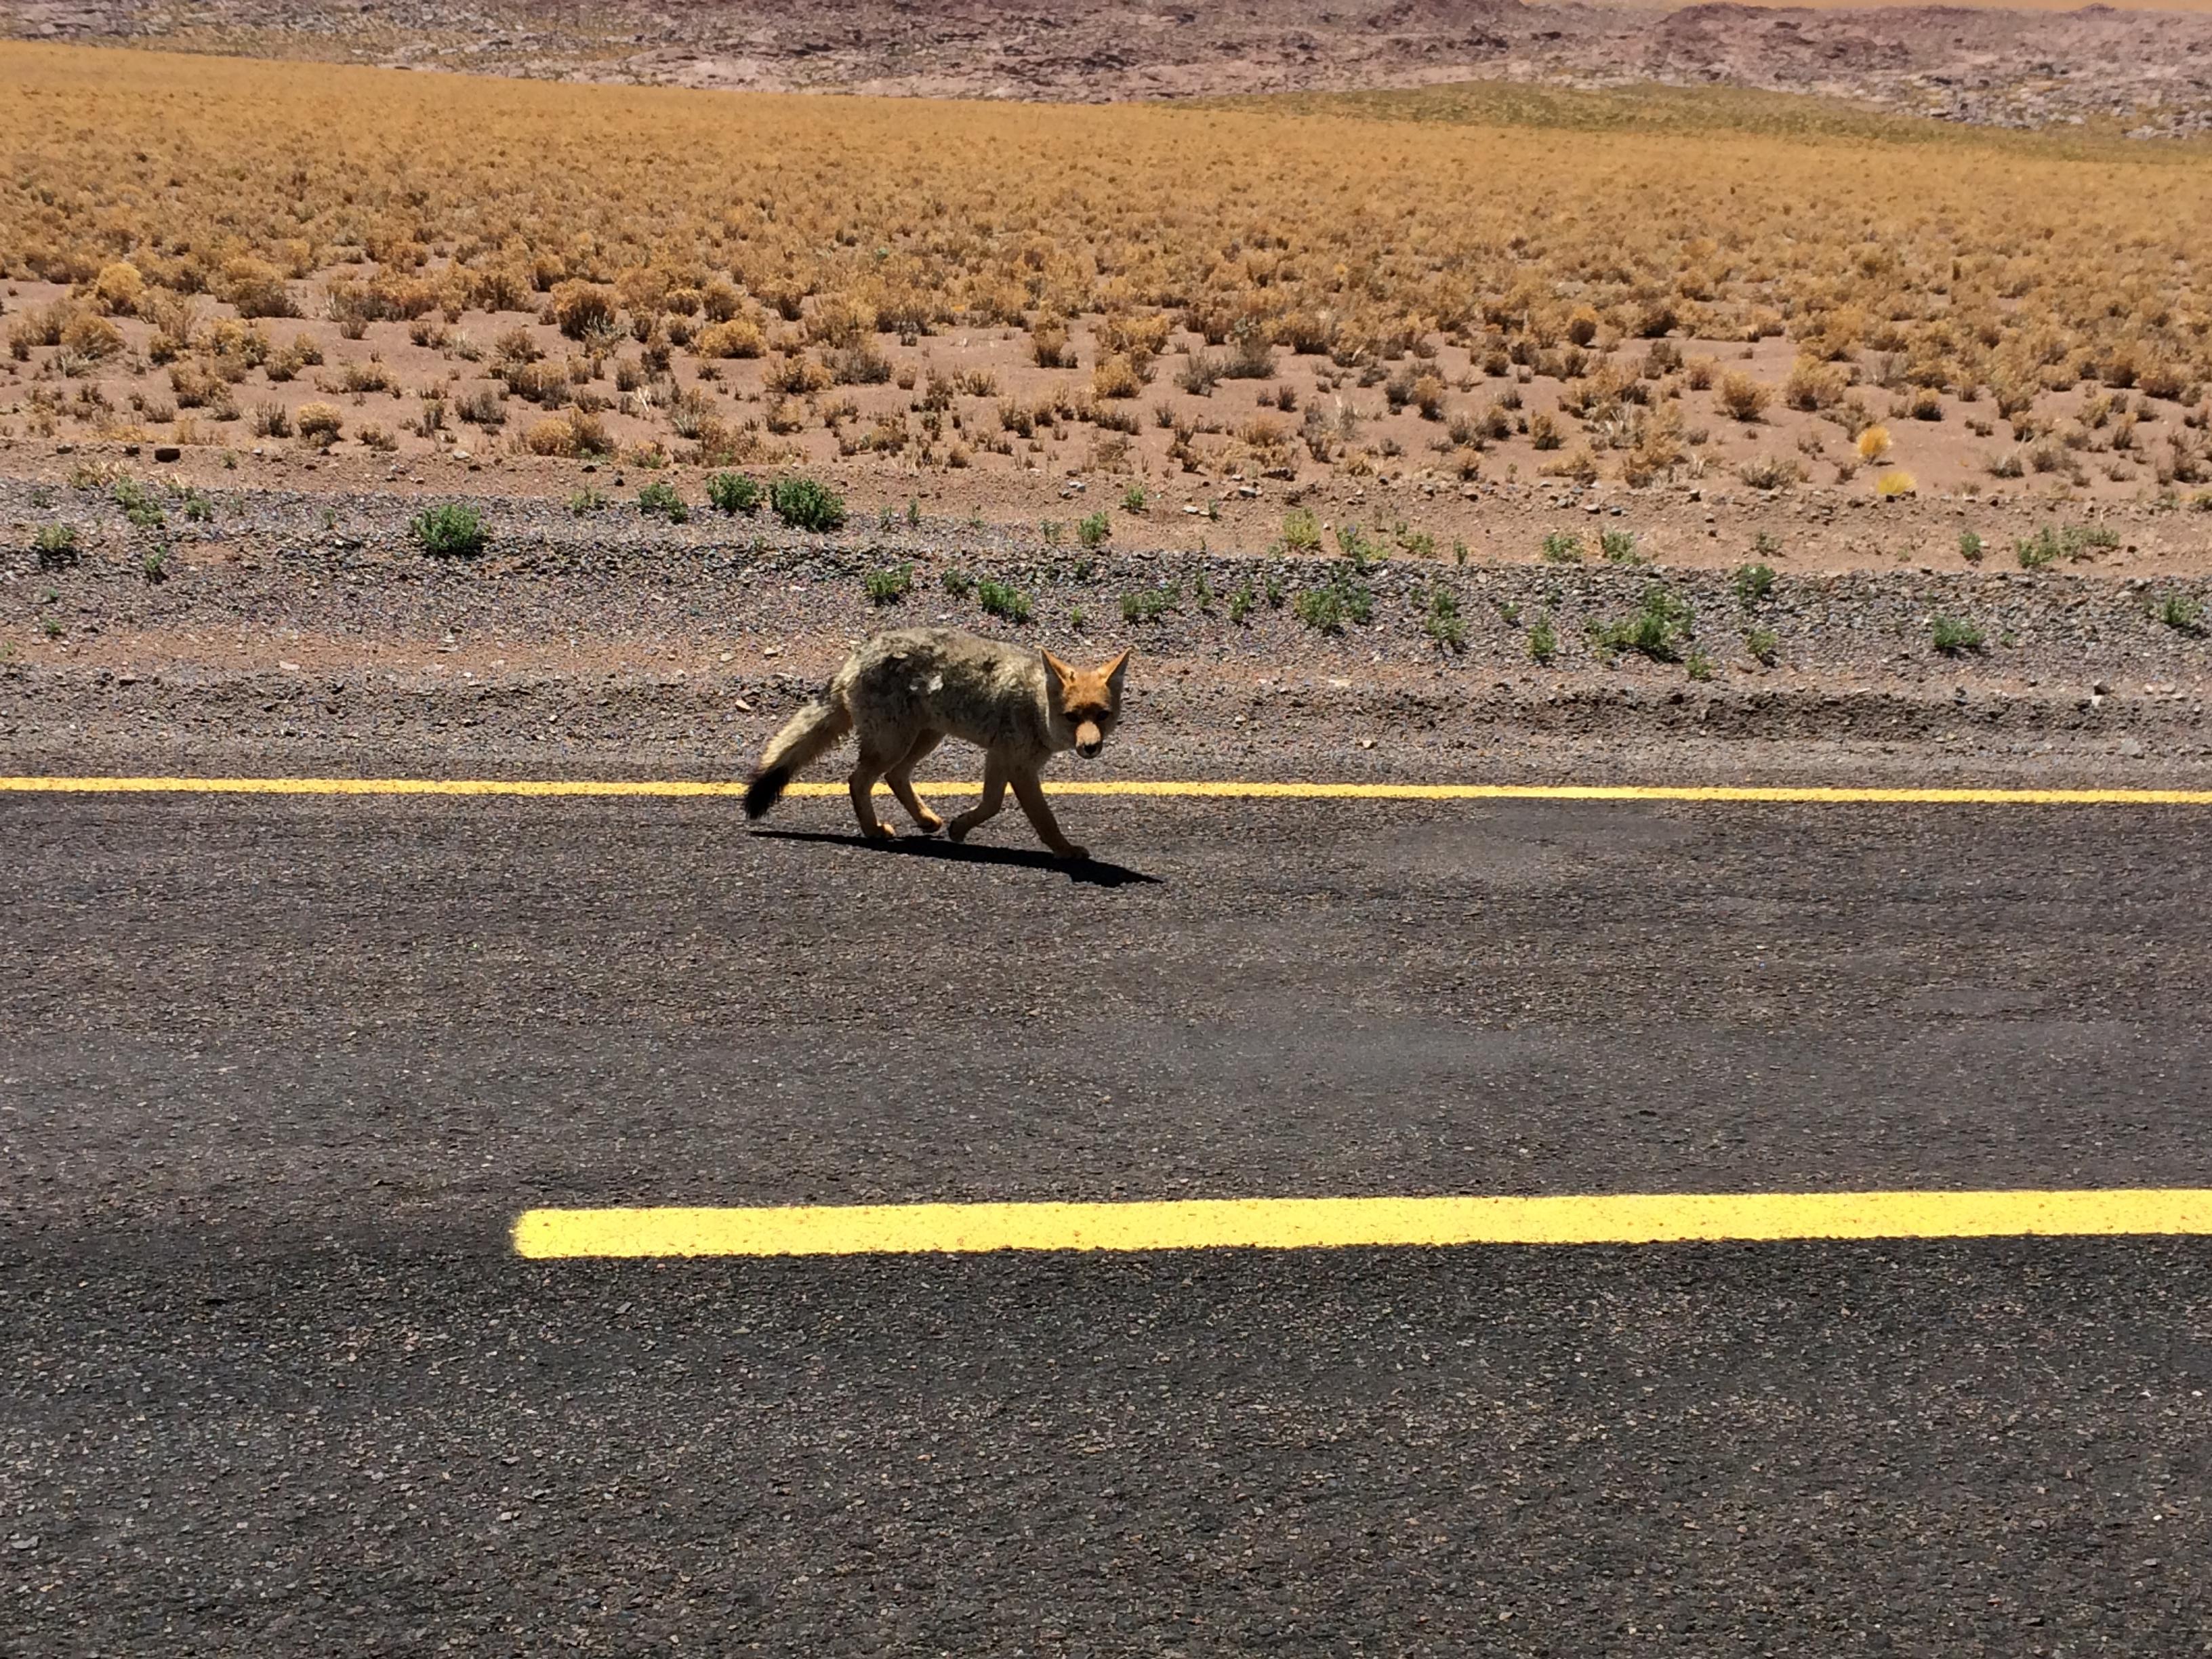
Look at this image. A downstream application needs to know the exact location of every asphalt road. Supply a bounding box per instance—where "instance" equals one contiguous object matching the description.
[6,786,2212,1655]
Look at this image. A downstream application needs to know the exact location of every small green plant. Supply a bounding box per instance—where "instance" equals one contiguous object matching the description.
[1336,523,1376,569]
[1294,562,1373,631]
[1077,511,1111,549]
[1933,614,1985,654]
[1734,562,1776,605]
[1122,483,1148,514]
[180,489,213,523]
[33,524,81,568]
[1069,605,1086,630]
[977,578,1033,623]
[1229,581,1255,623]
[41,616,64,639]
[637,480,689,523]
[2158,594,2205,635]
[1540,531,1584,564]
[1744,626,1780,665]
[878,504,897,530]
[1424,585,1467,649]
[1528,614,1558,664]
[941,569,977,598]
[1040,519,1064,546]
[1958,529,1984,564]
[1591,586,1695,663]
[567,487,609,514]
[112,477,163,529]
[1685,649,1715,682]
[1397,527,1437,560]
[1752,530,1783,558]
[1282,508,1322,552]
[770,475,845,531]
[905,498,921,527]
[1265,570,1286,608]
[2014,526,2062,569]
[1339,569,1374,624]
[1599,528,1642,565]
[142,547,167,583]
[409,501,489,556]
[1292,585,1343,632]
[707,471,763,515]
[864,562,914,605]
[2066,523,2121,556]
[1121,585,1177,623]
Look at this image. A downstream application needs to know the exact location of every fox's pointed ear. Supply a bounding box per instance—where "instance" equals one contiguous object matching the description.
[1101,648,1131,692]
[1039,648,1074,688]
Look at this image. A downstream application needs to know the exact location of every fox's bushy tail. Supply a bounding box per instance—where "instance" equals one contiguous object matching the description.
[743,694,853,819]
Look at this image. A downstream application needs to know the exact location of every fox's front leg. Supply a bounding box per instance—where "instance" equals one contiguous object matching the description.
[1010,768,1086,861]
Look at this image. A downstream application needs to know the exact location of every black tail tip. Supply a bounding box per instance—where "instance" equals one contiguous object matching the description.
[742,765,791,820]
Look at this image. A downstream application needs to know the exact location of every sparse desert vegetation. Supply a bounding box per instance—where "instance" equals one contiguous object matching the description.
[4,42,2212,518]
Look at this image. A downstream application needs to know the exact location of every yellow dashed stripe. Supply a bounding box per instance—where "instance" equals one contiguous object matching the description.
[512,1188,2212,1258]
[5,776,2211,806]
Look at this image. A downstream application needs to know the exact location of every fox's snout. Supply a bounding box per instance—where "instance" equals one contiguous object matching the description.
[1074,720,1105,758]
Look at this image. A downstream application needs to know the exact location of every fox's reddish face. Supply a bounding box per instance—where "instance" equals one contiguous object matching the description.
[1042,648,1130,760]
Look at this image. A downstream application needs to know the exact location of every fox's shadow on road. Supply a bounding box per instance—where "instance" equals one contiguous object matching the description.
[749,828,1161,888]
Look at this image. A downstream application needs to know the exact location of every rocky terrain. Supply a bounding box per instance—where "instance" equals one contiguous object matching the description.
[10,0,2212,131]
[6,472,2207,783]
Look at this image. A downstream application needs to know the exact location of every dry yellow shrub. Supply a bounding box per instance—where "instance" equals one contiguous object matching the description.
[294,401,345,444]
[6,40,2212,473]
[59,310,123,358]
[1717,372,1772,423]
[222,258,295,319]
[521,411,611,456]
[91,260,144,316]
[1092,354,1147,399]
[695,318,766,359]
[550,281,617,340]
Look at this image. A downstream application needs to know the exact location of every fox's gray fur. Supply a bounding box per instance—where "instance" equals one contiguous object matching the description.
[743,628,1130,859]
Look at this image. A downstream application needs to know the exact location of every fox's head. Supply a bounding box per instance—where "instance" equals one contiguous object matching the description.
[1042,647,1131,760]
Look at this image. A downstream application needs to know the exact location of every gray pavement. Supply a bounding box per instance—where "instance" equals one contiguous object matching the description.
[5,787,2211,1654]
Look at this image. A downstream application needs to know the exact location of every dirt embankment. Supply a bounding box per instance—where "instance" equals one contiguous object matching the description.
[4,474,2208,783]
[12,0,2212,132]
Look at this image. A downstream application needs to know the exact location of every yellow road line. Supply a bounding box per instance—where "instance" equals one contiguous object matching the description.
[512,1188,2212,1258]
[6,775,2212,806]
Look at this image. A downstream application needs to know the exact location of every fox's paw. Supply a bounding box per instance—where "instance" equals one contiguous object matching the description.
[863,822,897,842]
[912,812,944,835]
[945,818,972,844]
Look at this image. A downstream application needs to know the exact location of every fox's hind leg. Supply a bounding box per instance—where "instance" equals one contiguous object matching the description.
[947,752,1008,844]
[884,729,945,834]
[848,733,907,841]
